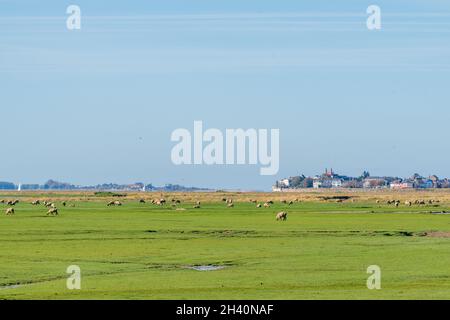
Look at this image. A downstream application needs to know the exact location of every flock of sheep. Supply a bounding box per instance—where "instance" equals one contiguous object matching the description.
[378,199,440,207]
[106,198,294,221]
[2,195,445,221]
[107,197,290,221]
[1,199,75,216]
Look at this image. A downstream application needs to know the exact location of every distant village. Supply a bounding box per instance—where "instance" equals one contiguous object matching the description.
[273,169,450,191]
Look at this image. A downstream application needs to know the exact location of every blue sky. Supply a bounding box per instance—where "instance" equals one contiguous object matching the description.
[1,1,450,190]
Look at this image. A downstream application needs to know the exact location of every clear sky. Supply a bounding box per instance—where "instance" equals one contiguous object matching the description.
[1,1,450,190]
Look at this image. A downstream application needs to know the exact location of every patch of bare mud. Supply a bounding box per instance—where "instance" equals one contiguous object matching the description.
[425,231,450,238]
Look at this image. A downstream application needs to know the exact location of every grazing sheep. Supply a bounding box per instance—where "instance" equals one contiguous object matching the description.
[227,203,234,208]
[114,201,122,206]
[31,200,40,205]
[267,200,274,205]
[256,204,262,208]
[196,201,201,206]
[107,201,115,206]
[263,203,271,208]
[280,200,287,204]
[139,199,146,204]
[62,201,67,207]
[405,201,412,206]
[5,208,14,215]
[276,211,288,221]
[47,208,58,216]
[288,201,294,205]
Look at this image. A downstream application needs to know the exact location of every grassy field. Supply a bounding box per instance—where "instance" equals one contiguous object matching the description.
[0,191,450,300]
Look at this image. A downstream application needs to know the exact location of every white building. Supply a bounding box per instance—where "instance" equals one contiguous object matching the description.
[279,179,290,188]
[390,182,414,190]
[331,179,343,188]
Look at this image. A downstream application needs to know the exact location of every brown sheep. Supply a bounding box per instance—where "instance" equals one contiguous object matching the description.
[47,208,58,216]
[276,211,288,221]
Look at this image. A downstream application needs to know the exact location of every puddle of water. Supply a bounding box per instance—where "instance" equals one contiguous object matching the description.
[188,265,225,271]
